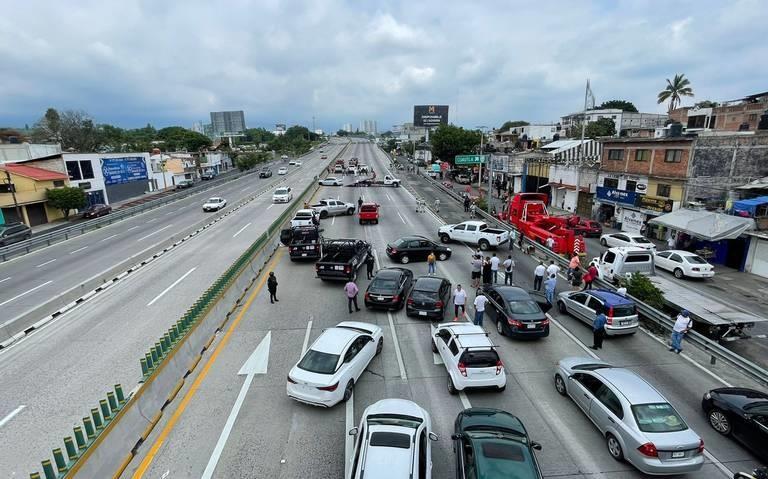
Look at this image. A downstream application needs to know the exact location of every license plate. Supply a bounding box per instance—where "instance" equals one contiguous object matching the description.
[302,253,307,257]
[376,296,385,301]
[335,265,344,271]
[671,451,685,458]
[526,323,536,329]
[418,311,427,316]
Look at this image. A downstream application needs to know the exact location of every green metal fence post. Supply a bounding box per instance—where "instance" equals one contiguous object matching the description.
[145,352,154,370]
[99,399,111,421]
[150,346,159,365]
[107,391,118,412]
[91,408,103,430]
[64,436,78,461]
[140,357,149,376]
[41,460,56,479]
[52,448,66,473]
[73,426,86,450]
[83,417,96,440]
[29,472,41,479]
[115,384,125,404]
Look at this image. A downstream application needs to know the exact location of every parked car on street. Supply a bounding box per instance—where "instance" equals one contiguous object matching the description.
[701,387,768,462]
[290,209,319,228]
[175,179,194,189]
[202,197,227,212]
[431,322,506,394]
[259,167,273,178]
[287,321,383,407]
[318,176,342,186]
[311,198,355,218]
[479,284,551,338]
[364,267,413,310]
[200,171,216,180]
[438,221,510,251]
[655,250,715,279]
[600,233,656,251]
[386,235,451,264]
[273,187,293,203]
[451,408,543,479]
[278,167,288,175]
[570,219,603,237]
[0,222,31,246]
[358,202,379,225]
[81,203,112,219]
[556,289,638,335]
[554,357,705,475]
[316,239,371,281]
[405,276,451,320]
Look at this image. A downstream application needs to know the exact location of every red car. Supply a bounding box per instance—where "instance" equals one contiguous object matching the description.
[570,219,602,237]
[358,203,380,225]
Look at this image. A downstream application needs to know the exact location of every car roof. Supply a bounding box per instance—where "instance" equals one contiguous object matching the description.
[435,323,493,348]
[587,289,635,306]
[275,187,289,192]
[397,235,432,242]
[375,268,408,279]
[711,388,768,409]
[365,398,427,419]
[595,368,665,404]
[485,285,529,300]
[457,408,527,436]
[413,276,446,291]
[207,197,222,201]
[310,327,359,354]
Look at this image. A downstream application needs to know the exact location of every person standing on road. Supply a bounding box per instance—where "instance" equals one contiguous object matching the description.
[670,310,692,354]
[570,268,583,291]
[365,254,375,280]
[427,251,437,275]
[267,272,279,303]
[568,254,581,280]
[544,273,557,305]
[582,263,598,290]
[358,196,364,212]
[545,236,555,250]
[490,253,500,283]
[667,234,676,250]
[344,280,361,313]
[463,196,471,212]
[590,313,607,350]
[481,256,493,285]
[473,292,488,327]
[453,285,467,321]
[502,255,515,285]
[434,198,440,212]
[469,202,477,218]
[471,255,482,288]
[533,261,546,291]
[546,260,560,278]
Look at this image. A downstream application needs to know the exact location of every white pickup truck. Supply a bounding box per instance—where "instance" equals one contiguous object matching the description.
[382,175,401,187]
[438,221,510,250]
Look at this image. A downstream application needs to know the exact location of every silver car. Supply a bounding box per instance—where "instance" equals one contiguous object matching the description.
[554,357,704,475]
[556,290,639,336]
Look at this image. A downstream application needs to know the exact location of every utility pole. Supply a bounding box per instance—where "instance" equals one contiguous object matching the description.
[575,79,591,215]
[3,169,23,222]
[475,126,490,212]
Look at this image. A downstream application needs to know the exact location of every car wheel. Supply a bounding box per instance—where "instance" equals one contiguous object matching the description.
[554,374,567,396]
[600,238,608,247]
[374,219,378,224]
[496,319,505,336]
[438,252,448,261]
[400,255,410,264]
[376,338,383,355]
[708,409,732,435]
[447,375,458,395]
[431,339,437,353]
[319,211,328,219]
[439,234,450,243]
[343,380,354,402]
[674,268,685,279]
[557,301,567,314]
[347,208,355,215]
[606,434,624,461]
[479,240,490,251]
[359,219,363,225]
[498,384,506,392]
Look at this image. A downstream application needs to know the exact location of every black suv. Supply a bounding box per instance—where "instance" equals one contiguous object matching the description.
[364,267,413,310]
[386,235,451,264]
[479,285,551,339]
[0,222,32,246]
[259,167,273,178]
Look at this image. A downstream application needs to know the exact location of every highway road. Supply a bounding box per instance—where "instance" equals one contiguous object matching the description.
[122,141,764,479]
[0,141,347,477]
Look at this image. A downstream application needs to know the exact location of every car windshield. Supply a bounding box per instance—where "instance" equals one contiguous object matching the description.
[411,290,438,301]
[275,189,288,195]
[610,304,636,317]
[370,278,398,290]
[392,238,408,248]
[361,205,376,212]
[631,403,688,433]
[633,237,652,244]
[684,255,708,264]
[367,414,422,429]
[297,349,339,375]
[506,300,541,314]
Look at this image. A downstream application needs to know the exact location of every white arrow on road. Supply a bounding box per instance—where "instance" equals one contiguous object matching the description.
[201,331,271,479]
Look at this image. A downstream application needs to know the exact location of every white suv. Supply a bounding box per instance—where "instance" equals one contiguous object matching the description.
[273,187,293,203]
[431,322,506,394]
[348,399,438,479]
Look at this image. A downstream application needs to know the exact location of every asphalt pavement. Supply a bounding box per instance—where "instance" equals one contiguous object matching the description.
[121,141,764,479]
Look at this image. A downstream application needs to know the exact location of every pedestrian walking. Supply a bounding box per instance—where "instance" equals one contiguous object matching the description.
[502,255,515,285]
[344,280,361,313]
[568,254,581,280]
[570,268,583,290]
[365,254,375,280]
[473,292,488,327]
[544,273,557,305]
[667,234,676,250]
[463,196,471,212]
[427,251,437,275]
[469,202,477,218]
[546,260,560,278]
[670,310,692,354]
[490,253,500,283]
[433,198,440,212]
[582,263,598,290]
[533,262,546,291]
[471,255,482,288]
[545,236,555,250]
[481,257,493,285]
[590,313,607,350]
[267,272,279,303]
[453,285,467,321]
[358,196,363,211]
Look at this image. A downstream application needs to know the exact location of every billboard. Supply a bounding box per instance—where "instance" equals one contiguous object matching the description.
[596,186,638,206]
[413,105,449,127]
[101,157,149,186]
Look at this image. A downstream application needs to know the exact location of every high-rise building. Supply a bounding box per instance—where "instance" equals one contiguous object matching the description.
[342,123,352,133]
[359,120,377,135]
[210,111,246,136]
[191,121,204,134]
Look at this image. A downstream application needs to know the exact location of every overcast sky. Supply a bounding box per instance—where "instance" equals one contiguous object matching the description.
[1,0,766,133]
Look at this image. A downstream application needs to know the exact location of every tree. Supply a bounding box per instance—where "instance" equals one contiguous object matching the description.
[47,186,86,218]
[244,128,275,144]
[623,272,665,309]
[598,100,638,112]
[336,129,349,136]
[498,120,529,131]
[430,124,482,163]
[31,107,62,142]
[585,117,617,138]
[380,130,394,138]
[657,73,694,113]
[235,153,259,171]
[693,100,719,109]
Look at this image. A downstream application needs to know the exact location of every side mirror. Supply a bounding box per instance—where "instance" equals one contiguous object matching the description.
[531,441,543,451]
[450,433,462,440]
[349,427,359,436]
[369,337,375,342]
[319,228,325,233]
[428,432,439,441]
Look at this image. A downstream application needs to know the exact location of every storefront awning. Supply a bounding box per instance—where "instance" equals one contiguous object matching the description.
[733,196,768,216]
[648,209,756,241]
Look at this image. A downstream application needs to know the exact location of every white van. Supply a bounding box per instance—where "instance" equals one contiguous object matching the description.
[593,247,655,283]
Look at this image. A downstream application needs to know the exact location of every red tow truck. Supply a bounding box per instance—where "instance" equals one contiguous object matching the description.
[498,193,586,256]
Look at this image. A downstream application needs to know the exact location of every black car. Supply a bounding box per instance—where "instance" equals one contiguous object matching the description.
[386,235,451,264]
[201,171,216,180]
[0,222,31,246]
[702,387,768,462]
[479,285,552,338]
[364,267,413,310]
[259,167,273,178]
[81,203,112,219]
[451,408,543,479]
[406,276,451,320]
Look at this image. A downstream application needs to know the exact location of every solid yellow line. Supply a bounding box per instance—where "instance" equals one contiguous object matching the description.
[131,248,284,478]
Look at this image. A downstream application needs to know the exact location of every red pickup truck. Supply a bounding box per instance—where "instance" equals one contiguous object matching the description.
[359,203,380,225]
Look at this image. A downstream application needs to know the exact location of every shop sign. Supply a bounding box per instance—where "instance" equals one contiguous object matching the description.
[621,209,645,233]
[596,186,637,206]
[637,195,674,213]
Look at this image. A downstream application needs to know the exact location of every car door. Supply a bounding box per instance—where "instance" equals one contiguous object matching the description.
[484,289,501,322]
[464,224,479,243]
[667,253,685,274]
[435,329,453,363]
[451,224,467,241]
[584,296,604,326]
[655,251,672,271]
[354,335,376,378]
[590,383,624,434]
[568,372,602,415]
[341,338,363,383]
[564,293,589,322]
[417,240,432,261]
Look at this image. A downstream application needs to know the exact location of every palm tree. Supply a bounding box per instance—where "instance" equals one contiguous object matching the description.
[657,74,694,113]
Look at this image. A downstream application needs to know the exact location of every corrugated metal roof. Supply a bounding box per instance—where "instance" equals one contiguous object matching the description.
[2,163,68,181]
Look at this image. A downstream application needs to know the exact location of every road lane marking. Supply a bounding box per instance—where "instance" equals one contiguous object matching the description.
[164,210,176,216]
[458,392,472,409]
[301,319,313,354]
[344,391,354,479]
[0,281,53,308]
[373,249,407,380]
[147,217,158,223]
[0,277,10,284]
[126,225,139,232]
[69,246,88,255]
[136,224,174,242]
[232,222,252,238]
[331,216,335,226]
[385,193,392,202]
[147,267,197,306]
[131,249,284,478]
[99,234,119,242]
[546,313,600,359]
[0,405,25,428]
[396,211,407,224]
[35,258,57,268]
[266,204,274,210]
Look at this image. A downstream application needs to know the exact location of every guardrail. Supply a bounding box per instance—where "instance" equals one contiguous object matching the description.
[27,141,349,479]
[412,166,768,389]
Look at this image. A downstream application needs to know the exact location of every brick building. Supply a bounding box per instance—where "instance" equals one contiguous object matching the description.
[670,91,768,133]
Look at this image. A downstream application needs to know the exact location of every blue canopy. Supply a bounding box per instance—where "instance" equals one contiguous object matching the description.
[733,196,768,216]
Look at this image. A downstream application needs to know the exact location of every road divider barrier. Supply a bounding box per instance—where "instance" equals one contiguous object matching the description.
[27,142,349,479]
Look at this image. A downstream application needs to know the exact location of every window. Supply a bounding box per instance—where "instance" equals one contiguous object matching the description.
[570,293,589,304]
[635,149,650,162]
[708,115,717,128]
[603,251,616,264]
[607,150,624,161]
[573,373,603,395]
[625,180,637,192]
[749,114,758,121]
[53,180,65,187]
[79,161,95,179]
[595,385,624,418]
[603,178,619,189]
[586,297,604,314]
[664,150,682,163]
[66,161,82,180]
[656,183,671,197]
[454,224,466,231]
[631,403,688,432]
[669,254,683,263]
[466,224,477,232]
[448,339,459,356]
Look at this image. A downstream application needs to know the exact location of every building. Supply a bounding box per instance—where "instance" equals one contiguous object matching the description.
[0,163,69,225]
[494,124,565,143]
[191,121,205,134]
[203,123,214,138]
[397,122,428,142]
[273,124,287,137]
[149,152,198,189]
[342,123,352,133]
[560,109,668,138]
[64,153,152,205]
[210,111,246,137]
[670,92,768,133]
[359,120,377,135]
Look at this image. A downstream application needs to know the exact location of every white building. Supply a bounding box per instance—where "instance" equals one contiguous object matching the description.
[560,109,668,138]
[342,123,352,133]
[0,143,62,164]
[190,121,204,134]
[63,153,152,205]
[273,124,287,136]
[359,120,377,135]
[548,164,599,213]
[505,124,565,141]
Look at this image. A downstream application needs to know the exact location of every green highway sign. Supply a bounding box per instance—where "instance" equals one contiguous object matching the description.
[455,155,487,165]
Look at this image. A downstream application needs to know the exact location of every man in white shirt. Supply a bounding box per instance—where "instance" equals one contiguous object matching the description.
[670,310,692,354]
[453,285,467,321]
[502,255,515,285]
[546,260,560,278]
[545,237,555,250]
[533,262,546,291]
[489,253,500,283]
[473,293,488,327]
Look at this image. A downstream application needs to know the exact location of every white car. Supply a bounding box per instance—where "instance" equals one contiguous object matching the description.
[348,399,438,478]
[287,322,383,407]
[290,209,319,227]
[431,322,506,394]
[289,160,297,166]
[273,187,293,203]
[278,167,288,175]
[655,250,715,279]
[202,197,227,212]
[294,160,302,167]
[318,176,342,186]
[600,233,656,251]
[281,155,289,160]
